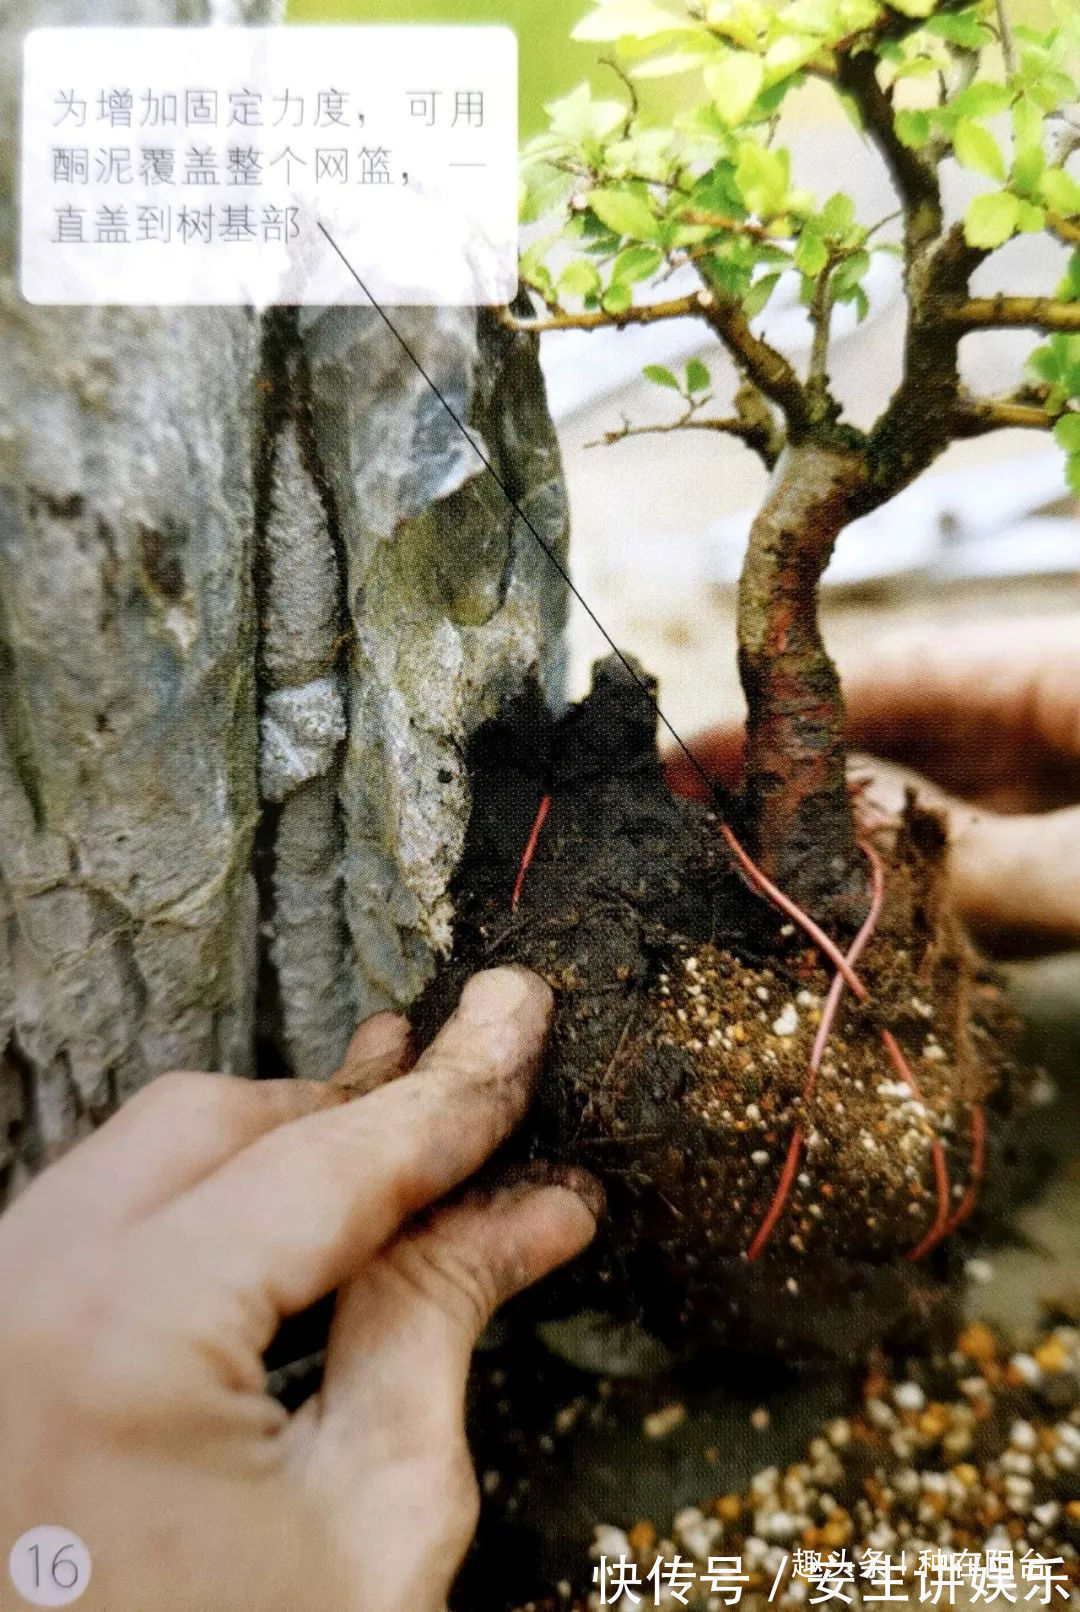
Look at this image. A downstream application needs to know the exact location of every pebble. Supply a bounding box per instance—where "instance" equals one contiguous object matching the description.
[894,1382,926,1413]
[643,1402,685,1440]
[772,1004,799,1037]
[1011,1353,1043,1386]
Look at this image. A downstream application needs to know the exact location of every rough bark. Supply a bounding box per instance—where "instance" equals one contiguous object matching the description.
[0,1,568,1195]
[737,441,871,911]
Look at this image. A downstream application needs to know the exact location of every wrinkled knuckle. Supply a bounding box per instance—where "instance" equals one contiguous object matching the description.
[394,1238,500,1337]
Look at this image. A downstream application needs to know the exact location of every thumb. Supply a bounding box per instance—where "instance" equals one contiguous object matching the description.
[318,1170,602,1438]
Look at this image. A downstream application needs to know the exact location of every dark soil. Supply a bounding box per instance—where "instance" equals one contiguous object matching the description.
[415,658,1025,1365]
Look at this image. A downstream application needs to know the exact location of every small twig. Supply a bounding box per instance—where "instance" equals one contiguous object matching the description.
[600,55,640,131]
[996,0,1018,77]
[584,407,780,468]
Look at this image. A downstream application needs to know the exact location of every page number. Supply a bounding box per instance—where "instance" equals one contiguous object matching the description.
[9,1528,91,1606]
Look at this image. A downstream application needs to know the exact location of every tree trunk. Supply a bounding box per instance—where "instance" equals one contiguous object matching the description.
[737,440,869,912]
[0,0,569,1199]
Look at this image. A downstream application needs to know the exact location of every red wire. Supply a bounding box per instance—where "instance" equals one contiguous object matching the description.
[718,823,867,1000]
[944,1101,986,1235]
[511,793,552,912]
[880,1028,953,1262]
[747,841,884,1262]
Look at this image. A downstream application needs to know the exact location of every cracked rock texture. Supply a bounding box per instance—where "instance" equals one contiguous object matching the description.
[0,0,568,1194]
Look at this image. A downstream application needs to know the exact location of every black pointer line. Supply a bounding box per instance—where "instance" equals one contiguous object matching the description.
[316,221,722,807]
[315,226,871,996]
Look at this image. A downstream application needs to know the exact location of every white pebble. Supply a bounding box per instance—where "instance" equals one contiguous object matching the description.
[772,1004,799,1037]
[1010,1354,1042,1386]
[894,1382,926,1413]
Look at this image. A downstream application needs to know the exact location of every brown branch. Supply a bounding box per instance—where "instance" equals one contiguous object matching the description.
[501,280,812,435]
[585,409,782,468]
[678,208,774,242]
[952,389,1063,437]
[1047,212,1080,247]
[697,285,812,437]
[947,296,1080,333]
[995,0,1018,77]
[836,49,942,252]
[495,294,707,335]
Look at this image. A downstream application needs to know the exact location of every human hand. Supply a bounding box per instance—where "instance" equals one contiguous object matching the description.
[666,615,1080,953]
[0,967,599,1612]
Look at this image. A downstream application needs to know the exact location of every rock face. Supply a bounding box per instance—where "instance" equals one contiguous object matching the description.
[0,1,568,1195]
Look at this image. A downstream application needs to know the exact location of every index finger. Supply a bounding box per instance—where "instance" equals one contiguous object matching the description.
[145,968,553,1355]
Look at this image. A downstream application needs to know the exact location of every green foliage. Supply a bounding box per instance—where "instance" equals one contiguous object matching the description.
[1026,252,1080,489]
[521,0,1080,447]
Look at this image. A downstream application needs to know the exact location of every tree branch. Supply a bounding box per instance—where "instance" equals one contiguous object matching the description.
[1047,212,1080,247]
[501,281,812,436]
[947,296,1080,333]
[585,408,783,468]
[836,49,943,253]
[807,258,840,416]
[697,285,812,437]
[495,293,707,335]
[951,388,1064,437]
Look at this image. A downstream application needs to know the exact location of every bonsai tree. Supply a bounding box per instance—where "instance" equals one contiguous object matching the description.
[505,0,1080,912]
[421,0,1076,1361]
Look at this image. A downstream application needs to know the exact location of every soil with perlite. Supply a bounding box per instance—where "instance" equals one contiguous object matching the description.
[415,658,1025,1364]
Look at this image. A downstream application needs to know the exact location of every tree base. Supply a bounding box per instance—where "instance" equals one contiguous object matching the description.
[415,659,1027,1365]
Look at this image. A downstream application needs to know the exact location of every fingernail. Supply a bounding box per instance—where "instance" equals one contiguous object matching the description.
[459,966,552,1027]
[501,1160,605,1222]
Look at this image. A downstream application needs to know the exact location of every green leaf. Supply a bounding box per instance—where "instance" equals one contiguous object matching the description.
[1015,200,1046,232]
[832,248,871,297]
[572,0,697,42]
[1027,343,1061,385]
[924,9,993,48]
[762,32,821,84]
[586,188,661,241]
[612,244,665,283]
[742,270,781,319]
[686,357,712,394]
[895,108,931,148]
[1012,97,1044,156]
[951,82,1014,120]
[734,143,790,218]
[602,281,634,314]
[643,363,682,390]
[794,228,828,275]
[1041,167,1080,216]
[963,190,1020,248]
[1066,452,1080,498]
[559,259,603,299]
[885,0,937,17]
[819,192,856,237]
[953,119,1007,182]
[546,83,628,145]
[1054,413,1080,454]
[704,51,765,123]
